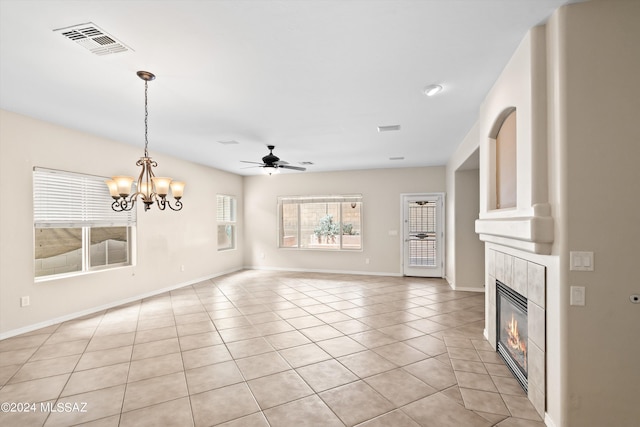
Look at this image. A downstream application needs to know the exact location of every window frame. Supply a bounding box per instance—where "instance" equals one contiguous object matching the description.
[33,167,136,281]
[216,194,237,251]
[277,195,363,251]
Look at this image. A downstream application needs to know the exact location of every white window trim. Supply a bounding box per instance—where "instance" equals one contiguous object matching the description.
[277,194,363,251]
[33,167,136,281]
[217,194,237,251]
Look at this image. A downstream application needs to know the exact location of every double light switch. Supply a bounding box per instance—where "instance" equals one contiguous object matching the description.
[570,251,594,271]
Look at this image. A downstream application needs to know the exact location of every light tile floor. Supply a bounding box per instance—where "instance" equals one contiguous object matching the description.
[0,270,545,427]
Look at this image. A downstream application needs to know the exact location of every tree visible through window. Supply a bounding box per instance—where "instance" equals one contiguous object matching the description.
[278,196,362,250]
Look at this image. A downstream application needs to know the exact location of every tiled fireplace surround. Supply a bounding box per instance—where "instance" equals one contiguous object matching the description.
[486,249,546,418]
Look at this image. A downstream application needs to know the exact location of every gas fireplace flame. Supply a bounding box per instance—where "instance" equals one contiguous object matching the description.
[506,313,527,369]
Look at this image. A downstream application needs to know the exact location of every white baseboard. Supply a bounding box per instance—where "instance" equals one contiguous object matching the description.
[0,267,242,340]
[244,265,402,277]
[452,286,485,292]
[444,276,485,292]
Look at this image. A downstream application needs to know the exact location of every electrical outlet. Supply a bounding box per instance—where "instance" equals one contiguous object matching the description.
[180,264,185,272]
[365,258,370,264]
[21,296,30,307]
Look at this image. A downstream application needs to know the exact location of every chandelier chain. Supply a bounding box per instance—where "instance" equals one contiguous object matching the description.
[144,80,149,157]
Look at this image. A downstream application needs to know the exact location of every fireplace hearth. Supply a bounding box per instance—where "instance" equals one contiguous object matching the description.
[497,280,528,392]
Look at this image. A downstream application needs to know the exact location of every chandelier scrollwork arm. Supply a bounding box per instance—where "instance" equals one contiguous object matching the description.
[157,197,183,211]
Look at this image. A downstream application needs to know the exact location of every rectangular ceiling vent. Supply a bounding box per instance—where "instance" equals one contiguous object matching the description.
[54,23,131,56]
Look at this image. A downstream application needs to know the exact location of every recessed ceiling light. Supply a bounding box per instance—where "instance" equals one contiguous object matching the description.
[377,125,401,132]
[389,157,405,161]
[423,84,443,97]
[218,140,239,145]
[299,161,314,165]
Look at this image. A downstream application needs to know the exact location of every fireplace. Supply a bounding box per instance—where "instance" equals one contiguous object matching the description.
[496,280,528,392]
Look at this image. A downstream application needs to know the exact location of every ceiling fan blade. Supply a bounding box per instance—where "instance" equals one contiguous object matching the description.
[241,165,262,169]
[279,165,306,171]
[274,160,289,165]
[240,160,265,165]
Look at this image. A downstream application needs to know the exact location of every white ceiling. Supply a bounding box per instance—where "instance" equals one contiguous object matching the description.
[0,0,573,176]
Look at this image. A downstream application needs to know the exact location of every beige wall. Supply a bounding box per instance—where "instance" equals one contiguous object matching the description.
[445,122,484,290]
[476,1,640,425]
[0,110,244,337]
[243,167,445,275]
[550,1,640,425]
[454,169,483,289]
[479,26,549,221]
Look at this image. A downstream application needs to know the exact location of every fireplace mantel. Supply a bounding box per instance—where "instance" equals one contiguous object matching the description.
[475,203,554,255]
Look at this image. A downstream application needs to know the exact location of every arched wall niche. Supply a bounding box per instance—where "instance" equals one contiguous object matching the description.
[488,107,517,210]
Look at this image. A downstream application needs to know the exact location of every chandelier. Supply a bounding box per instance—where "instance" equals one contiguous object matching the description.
[105,71,185,212]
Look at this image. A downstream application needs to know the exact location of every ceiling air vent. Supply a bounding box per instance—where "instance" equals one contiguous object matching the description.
[54,23,131,56]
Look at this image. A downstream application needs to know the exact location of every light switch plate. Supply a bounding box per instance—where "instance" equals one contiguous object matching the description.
[570,286,586,306]
[570,251,594,271]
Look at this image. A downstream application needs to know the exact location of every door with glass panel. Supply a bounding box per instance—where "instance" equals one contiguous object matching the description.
[402,193,444,277]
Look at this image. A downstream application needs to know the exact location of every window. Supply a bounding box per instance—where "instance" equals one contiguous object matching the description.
[278,195,362,250]
[217,194,236,250]
[33,168,136,279]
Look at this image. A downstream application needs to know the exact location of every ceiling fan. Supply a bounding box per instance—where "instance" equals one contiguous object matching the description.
[241,145,306,174]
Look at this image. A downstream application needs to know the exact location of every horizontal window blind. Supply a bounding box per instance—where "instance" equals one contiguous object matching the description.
[34,167,136,227]
[217,195,236,222]
[278,195,362,205]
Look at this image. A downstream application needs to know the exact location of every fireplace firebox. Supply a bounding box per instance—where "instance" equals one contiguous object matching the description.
[496,280,528,392]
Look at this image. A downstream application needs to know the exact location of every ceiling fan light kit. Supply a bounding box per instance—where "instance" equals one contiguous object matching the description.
[105,71,185,212]
[241,145,306,175]
[262,165,279,175]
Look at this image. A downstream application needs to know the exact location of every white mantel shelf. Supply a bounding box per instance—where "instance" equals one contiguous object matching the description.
[475,209,554,255]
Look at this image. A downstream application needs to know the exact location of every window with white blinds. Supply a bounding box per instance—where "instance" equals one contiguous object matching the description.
[278,195,363,250]
[216,194,236,223]
[33,167,135,279]
[34,167,136,227]
[217,194,236,251]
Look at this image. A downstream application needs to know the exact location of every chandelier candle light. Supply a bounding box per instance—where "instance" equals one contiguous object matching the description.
[106,71,185,211]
